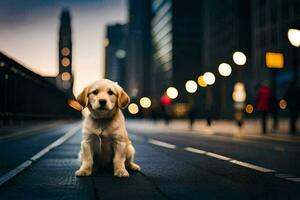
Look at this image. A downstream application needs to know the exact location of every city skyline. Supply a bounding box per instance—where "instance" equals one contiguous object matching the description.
[0,0,127,95]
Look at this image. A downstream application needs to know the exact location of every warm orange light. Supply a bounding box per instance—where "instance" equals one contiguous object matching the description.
[61,47,70,56]
[245,104,254,114]
[68,99,82,111]
[279,99,287,109]
[197,75,207,87]
[266,52,284,69]
[61,72,71,81]
[61,57,70,67]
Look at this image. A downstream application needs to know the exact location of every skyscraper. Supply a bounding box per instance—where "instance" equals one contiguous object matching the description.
[150,0,204,113]
[126,0,152,98]
[104,24,128,87]
[57,9,73,96]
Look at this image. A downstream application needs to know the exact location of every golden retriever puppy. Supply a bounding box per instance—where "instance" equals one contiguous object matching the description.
[75,79,140,177]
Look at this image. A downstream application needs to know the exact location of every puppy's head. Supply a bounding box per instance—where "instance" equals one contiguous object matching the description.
[77,79,130,119]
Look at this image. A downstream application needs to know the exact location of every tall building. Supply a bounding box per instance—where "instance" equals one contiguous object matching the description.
[104,24,128,87]
[202,0,252,118]
[150,0,204,113]
[252,0,300,95]
[56,9,73,96]
[126,0,152,98]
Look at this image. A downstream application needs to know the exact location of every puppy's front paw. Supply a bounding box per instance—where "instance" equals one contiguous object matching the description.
[129,163,141,171]
[114,168,129,177]
[75,169,92,177]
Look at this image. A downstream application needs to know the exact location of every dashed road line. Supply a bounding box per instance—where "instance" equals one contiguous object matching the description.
[0,125,81,186]
[184,147,206,154]
[184,146,275,173]
[229,160,275,173]
[148,139,176,149]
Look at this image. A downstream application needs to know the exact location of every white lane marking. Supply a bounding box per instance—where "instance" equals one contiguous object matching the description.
[206,152,232,161]
[229,160,275,173]
[284,177,300,183]
[0,125,81,186]
[184,147,206,154]
[148,139,176,149]
[185,146,275,173]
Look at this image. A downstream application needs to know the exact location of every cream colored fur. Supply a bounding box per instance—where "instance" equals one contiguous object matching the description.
[75,79,140,177]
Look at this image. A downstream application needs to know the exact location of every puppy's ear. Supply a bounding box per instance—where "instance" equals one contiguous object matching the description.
[117,86,130,109]
[76,87,89,108]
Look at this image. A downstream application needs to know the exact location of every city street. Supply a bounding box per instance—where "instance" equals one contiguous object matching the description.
[0,120,299,200]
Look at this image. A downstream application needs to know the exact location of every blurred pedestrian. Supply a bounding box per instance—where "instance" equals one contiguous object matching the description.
[256,81,272,134]
[285,81,300,134]
[188,105,198,129]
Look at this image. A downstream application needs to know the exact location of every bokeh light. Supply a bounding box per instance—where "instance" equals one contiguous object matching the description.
[233,51,247,66]
[61,47,70,56]
[218,63,232,77]
[140,97,151,108]
[185,80,198,93]
[288,29,300,47]
[166,87,178,99]
[128,103,139,114]
[203,72,216,85]
[279,99,287,109]
[61,72,71,81]
[61,57,70,67]
[197,75,207,87]
[245,104,254,114]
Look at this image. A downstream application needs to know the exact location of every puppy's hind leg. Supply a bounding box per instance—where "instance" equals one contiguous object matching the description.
[126,145,140,171]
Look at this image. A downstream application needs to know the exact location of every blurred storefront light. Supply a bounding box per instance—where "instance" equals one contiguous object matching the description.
[279,99,287,110]
[232,82,246,102]
[185,80,197,93]
[245,104,254,114]
[166,87,178,99]
[233,51,247,66]
[266,52,284,69]
[203,72,216,85]
[197,75,207,87]
[288,29,300,47]
[218,63,232,77]
[128,103,139,114]
[140,97,151,108]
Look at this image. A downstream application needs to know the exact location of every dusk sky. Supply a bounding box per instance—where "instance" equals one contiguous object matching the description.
[0,0,127,95]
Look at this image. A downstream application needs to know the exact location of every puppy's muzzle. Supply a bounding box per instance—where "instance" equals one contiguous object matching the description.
[99,99,107,107]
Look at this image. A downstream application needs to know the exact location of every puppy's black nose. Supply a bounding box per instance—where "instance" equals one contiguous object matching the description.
[99,99,107,106]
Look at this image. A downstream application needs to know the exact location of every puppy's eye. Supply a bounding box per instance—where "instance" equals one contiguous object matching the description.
[92,90,98,95]
[108,90,114,95]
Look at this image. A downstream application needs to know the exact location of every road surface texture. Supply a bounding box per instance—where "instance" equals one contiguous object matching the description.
[0,120,299,200]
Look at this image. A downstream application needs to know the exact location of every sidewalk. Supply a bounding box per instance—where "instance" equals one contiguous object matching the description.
[126,119,300,143]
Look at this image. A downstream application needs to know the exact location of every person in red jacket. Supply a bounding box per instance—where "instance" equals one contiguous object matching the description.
[256,81,272,134]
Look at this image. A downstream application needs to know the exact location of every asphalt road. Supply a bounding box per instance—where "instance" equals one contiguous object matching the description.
[0,120,299,200]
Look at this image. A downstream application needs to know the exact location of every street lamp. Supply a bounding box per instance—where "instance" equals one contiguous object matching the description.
[185,80,198,93]
[203,72,215,85]
[233,51,247,66]
[218,63,232,77]
[166,87,178,99]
